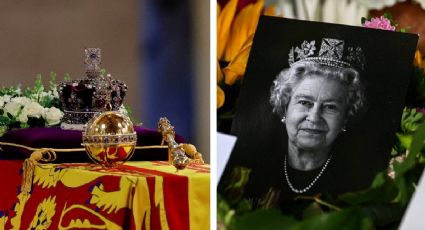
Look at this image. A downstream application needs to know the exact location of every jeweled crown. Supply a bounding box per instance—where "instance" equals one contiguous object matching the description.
[288,38,365,71]
[57,48,128,130]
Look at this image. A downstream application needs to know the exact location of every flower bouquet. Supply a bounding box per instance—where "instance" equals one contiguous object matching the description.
[0,72,65,136]
[217,8,425,229]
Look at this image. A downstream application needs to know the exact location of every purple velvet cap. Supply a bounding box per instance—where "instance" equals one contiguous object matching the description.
[0,126,185,162]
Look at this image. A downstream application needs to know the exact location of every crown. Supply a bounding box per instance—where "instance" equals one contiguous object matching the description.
[57,48,128,130]
[288,38,365,71]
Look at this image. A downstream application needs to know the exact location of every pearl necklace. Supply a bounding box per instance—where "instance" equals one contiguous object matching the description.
[284,154,332,194]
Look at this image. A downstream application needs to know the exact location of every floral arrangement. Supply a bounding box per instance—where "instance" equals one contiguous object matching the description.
[217,10,425,229]
[0,72,66,136]
[217,0,277,132]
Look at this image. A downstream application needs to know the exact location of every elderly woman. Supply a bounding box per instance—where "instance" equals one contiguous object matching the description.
[269,56,366,194]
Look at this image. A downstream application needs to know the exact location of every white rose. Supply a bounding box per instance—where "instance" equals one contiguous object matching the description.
[3,95,11,103]
[21,102,44,118]
[43,107,63,126]
[11,97,32,106]
[3,101,22,117]
[0,96,5,108]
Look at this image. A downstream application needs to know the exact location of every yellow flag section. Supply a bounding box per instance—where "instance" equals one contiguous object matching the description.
[126,161,210,230]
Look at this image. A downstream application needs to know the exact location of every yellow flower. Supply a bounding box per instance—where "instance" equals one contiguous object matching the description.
[217,85,225,108]
[223,33,254,85]
[217,0,278,109]
[414,50,425,69]
[222,0,263,63]
[217,0,238,61]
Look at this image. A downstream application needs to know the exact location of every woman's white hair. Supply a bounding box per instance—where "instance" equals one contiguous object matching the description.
[270,61,366,120]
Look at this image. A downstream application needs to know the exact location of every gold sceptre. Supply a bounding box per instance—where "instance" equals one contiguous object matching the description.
[158,117,204,170]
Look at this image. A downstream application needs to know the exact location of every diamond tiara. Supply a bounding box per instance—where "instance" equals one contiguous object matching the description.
[288,38,365,71]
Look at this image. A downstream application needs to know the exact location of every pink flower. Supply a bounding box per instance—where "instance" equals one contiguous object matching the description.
[363,16,396,31]
[417,107,425,116]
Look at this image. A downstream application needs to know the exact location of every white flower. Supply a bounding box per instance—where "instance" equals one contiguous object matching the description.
[43,107,63,126]
[0,96,5,108]
[11,97,32,106]
[3,102,22,117]
[17,112,28,123]
[2,95,11,103]
[40,91,49,98]
[21,102,44,119]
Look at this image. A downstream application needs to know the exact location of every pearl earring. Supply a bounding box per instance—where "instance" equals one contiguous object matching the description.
[281,116,286,123]
[342,127,347,132]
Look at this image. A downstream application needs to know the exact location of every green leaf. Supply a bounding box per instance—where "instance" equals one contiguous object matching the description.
[302,202,324,219]
[408,122,425,157]
[383,12,393,21]
[63,73,71,81]
[222,167,252,207]
[338,172,398,205]
[49,71,57,90]
[396,133,412,149]
[289,208,373,230]
[0,116,11,124]
[218,196,237,230]
[360,204,404,227]
[231,209,298,230]
[361,17,367,24]
[400,107,424,133]
[393,122,425,205]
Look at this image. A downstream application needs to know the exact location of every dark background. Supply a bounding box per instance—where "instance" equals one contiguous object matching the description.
[220,16,418,198]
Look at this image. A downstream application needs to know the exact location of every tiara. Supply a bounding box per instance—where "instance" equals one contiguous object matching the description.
[288,38,365,71]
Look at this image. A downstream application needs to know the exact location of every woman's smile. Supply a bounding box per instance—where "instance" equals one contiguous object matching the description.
[286,76,349,151]
[299,128,326,134]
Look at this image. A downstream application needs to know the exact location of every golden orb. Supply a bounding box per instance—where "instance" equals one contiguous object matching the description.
[82,111,137,167]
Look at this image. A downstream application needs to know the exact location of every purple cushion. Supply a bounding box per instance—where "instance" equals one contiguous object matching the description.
[0,127,185,162]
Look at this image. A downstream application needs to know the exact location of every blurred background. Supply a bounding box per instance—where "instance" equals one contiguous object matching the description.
[266,0,425,52]
[0,0,210,162]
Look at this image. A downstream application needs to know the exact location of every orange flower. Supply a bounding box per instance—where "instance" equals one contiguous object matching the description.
[222,0,263,63]
[217,85,225,108]
[217,0,238,61]
[223,33,254,85]
[217,0,278,108]
[414,50,425,69]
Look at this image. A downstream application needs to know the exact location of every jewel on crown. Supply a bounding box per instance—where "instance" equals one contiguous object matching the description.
[57,48,128,130]
[288,38,365,71]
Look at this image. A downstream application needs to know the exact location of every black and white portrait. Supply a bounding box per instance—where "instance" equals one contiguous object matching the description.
[270,38,366,194]
[219,17,418,206]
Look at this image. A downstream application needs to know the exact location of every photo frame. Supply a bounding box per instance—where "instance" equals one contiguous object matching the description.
[219,16,418,205]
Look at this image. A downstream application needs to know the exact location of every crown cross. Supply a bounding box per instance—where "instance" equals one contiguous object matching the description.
[318,39,344,59]
[85,48,102,79]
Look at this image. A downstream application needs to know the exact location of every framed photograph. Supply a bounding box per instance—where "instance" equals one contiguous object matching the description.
[219,16,418,206]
